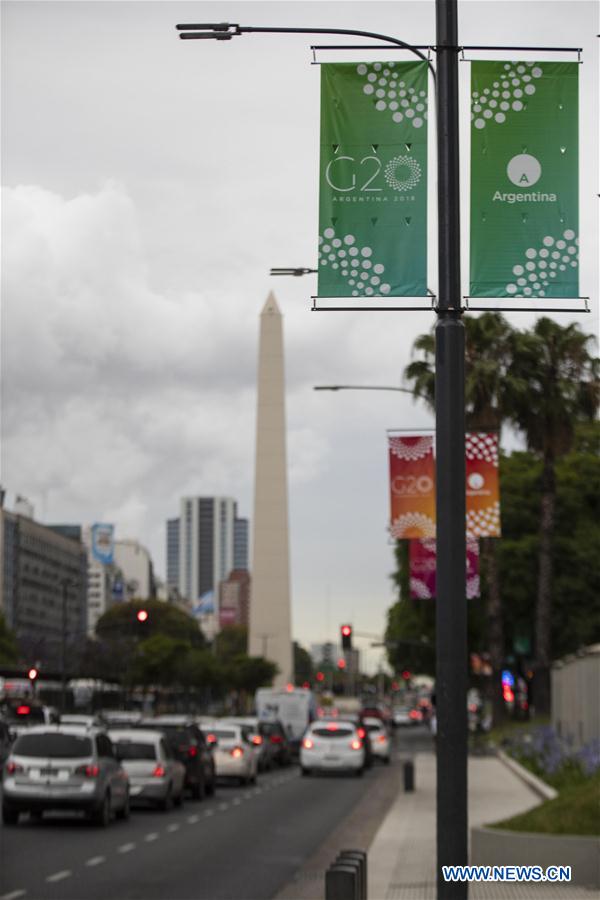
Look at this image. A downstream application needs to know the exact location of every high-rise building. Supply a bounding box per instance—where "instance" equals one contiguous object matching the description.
[114,539,155,600]
[166,518,180,589]
[1,508,87,671]
[177,497,236,602]
[233,518,249,571]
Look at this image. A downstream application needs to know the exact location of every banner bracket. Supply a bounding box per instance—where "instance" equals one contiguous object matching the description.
[463,297,590,314]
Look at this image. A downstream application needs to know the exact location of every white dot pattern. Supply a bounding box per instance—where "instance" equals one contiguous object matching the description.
[466,502,501,539]
[504,229,579,297]
[319,227,391,296]
[384,155,422,192]
[357,62,428,130]
[389,435,433,461]
[466,432,499,467]
[471,62,542,129]
[390,512,436,540]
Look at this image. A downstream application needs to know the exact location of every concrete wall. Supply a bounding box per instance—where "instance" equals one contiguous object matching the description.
[552,644,600,748]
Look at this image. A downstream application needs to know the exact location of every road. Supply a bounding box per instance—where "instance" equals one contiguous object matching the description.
[0,726,433,900]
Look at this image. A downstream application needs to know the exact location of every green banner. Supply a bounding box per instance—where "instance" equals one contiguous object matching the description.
[470,61,579,299]
[318,61,428,298]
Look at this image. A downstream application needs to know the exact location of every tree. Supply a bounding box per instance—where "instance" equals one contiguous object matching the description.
[293,641,314,684]
[507,319,599,714]
[214,625,247,660]
[0,612,19,665]
[96,600,205,648]
[404,313,520,722]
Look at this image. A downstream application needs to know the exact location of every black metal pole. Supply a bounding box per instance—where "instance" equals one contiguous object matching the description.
[435,1,468,898]
[61,580,68,713]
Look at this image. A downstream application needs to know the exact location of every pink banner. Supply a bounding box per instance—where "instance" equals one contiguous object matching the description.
[409,539,480,599]
[389,435,436,539]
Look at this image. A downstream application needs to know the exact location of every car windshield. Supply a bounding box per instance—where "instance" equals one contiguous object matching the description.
[114,741,157,761]
[209,729,236,741]
[366,724,383,733]
[260,723,282,736]
[311,727,354,739]
[13,733,93,758]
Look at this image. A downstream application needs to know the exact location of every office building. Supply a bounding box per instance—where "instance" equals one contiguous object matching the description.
[166,517,180,589]
[1,508,87,671]
[114,539,155,600]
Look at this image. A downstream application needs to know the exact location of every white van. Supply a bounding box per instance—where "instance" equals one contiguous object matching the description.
[255,687,317,753]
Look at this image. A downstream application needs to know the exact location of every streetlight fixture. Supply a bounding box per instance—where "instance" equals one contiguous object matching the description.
[177,9,467,896]
[314,384,416,395]
[270,267,317,277]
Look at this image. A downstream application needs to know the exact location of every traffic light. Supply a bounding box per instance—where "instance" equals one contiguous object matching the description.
[337,657,347,670]
[136,609,149,623]
[340,624,353,651]
[316,671,325,683]
[27,666,39,682]
[402,669,411,681]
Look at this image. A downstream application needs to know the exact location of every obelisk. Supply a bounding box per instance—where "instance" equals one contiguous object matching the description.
[249,292,292,688]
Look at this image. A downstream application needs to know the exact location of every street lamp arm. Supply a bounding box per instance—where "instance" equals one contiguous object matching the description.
[314,384,416,395]
[177,23,436,81]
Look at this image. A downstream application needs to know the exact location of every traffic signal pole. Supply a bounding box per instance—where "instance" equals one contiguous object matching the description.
[435,2,468,898]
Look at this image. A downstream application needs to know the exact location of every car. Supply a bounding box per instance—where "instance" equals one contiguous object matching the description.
[2,724,129,826]
[61,714,106,728]
[326,713,374,768]
[0,718,13,773]
[221,716,274,771]
[2,702,60,739]
[138,716,216,799]
[109,728,185,810]
[393,706,418,727]
[257,719,293,767]
[99,710,143,727]
[364,716,391,764]
[200,723,258,785]
[300,720,367,776]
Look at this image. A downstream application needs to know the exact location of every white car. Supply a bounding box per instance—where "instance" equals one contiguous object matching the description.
[108,729,186,810]
[200,723,257,785]
[300,720,366,776]
[220,717,271,771]
[364,717,391,764]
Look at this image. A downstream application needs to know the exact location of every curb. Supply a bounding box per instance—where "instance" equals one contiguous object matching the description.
[497,749,558,801]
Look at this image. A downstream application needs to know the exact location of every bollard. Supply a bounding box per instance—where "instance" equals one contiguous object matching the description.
[325,864,359,900]
[338,850,367,900]
[403,757,415,792]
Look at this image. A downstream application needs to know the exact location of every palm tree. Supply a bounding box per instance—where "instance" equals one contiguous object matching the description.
[404,313,519,724]
[507,319,599,715]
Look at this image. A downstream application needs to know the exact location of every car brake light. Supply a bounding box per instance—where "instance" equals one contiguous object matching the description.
[206,733,217,745]
[357,727,366,739]
[188,746,198,758]
[302,738,314,750]
[251,735,263,746]
[230,747,244,759]
[409,710,420,720]
[350,739,362,751]
[377,734,387,744]
[75,764,100,778]
[326,723,338,731]
[6,761,23,775]
[152,765,166,778]
[270,735,283,744]
[16,705,30,715]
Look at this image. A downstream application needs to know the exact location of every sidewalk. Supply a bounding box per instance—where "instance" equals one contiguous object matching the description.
[368,752,597,899]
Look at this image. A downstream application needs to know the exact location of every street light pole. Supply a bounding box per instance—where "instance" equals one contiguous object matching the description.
[435,4,468,898]
[177,10,468,894]
[60,579,69,713]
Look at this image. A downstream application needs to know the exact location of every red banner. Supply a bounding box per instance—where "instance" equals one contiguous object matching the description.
[409,539,480,599]
[389,436,436,539]
[466,433,501,538]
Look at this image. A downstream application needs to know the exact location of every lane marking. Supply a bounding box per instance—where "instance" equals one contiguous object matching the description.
[144,832,159,842]
[187,814,199,824]
[1,891,27,900]
[166,823,180,832]
[46,871,71,884]
[118,842,136,854]
[85,856,106,867]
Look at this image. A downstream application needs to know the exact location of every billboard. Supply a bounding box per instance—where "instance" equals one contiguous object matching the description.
[91,523,114,565]
[319,61,428,297]
[470,61,578,299]
[465,433,501,538]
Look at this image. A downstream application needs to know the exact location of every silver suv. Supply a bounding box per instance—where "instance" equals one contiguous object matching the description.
[2,725,130,826]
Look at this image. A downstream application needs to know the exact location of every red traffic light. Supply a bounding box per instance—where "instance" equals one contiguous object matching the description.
[337,658,347,670]
[402,670,411,680]
[136,609,149,623]
[316,671,325,682]
[341,625,352,637]
[27,667,38,681]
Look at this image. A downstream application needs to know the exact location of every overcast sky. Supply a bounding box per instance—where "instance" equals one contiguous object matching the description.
[2,1,598,672]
